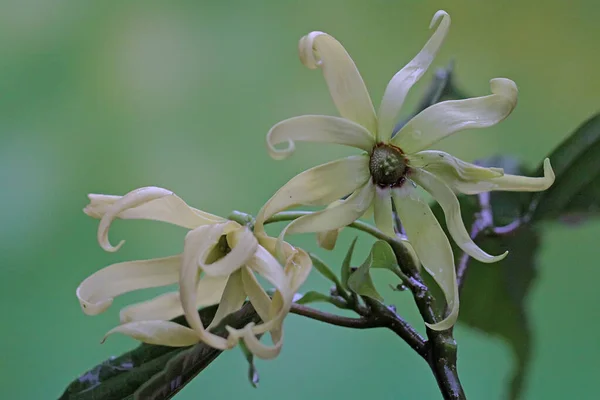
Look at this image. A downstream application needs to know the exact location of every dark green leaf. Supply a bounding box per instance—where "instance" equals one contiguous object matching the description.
[529,112,600,221]
[295,291,334,305]
[340,237,358,290]
[369,240,398,271]
[309,253,345,293]
[347,249,384,302]
[61,304,259,400]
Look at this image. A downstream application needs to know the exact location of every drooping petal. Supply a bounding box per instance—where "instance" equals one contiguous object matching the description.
[299,31,377,133]
[316,200,344,250]
[266,115,375,160]
[120,275,228,323]
[408,150,504,181]
[207,270,247,330]
[77,255,181,316]
[103,320,199,347]
[377,11,451,142]
[392,78,518,153]
[434,158,555,195]
[200,226,258,277]
[373,187,395,236]
[392,185,458,331]
[254,155,370,233]
[93,186,223,252]
[226,323,283,360]
[281,181,375,236]
[258,236,313,294]
[179,225,231,350]
[413,168,507,263]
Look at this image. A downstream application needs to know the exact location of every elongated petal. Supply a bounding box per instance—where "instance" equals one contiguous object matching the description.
[267,115,375,160]
[258,236,313,294]
[120,275,228,323]
[207,270,247,330]
[373,187,394,236]
[378,11,451,142]
[315,200,343,250]
[200,226,257,277]
[241,266,272,323]
[299,31,377,133]
[282,181,375,236]
[392,186,458,330]
[103,320,199,347]
[77,255,181,316]
[413,168,507,263]
[226,323,283,360]
[179,225,230,350]
[254,155,370,233]
[435,158,554,194]
[93,187,222,252]
[392,78,518,153]
[408,150,504,181]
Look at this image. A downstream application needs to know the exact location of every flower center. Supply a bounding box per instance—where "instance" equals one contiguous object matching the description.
[369,144,407,187]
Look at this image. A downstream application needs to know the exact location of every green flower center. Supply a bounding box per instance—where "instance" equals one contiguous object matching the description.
[369,144,407,187]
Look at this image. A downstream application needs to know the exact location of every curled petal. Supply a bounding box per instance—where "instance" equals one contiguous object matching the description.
[435,158,554,195]
[120,275,228,324]
[373,187,394,236]
[200,226,258,277]
[408,150,504,181]
[226,323,283,360]
[392,186,458,330]
[93,186,222,252]
[77,256,181,316]
[254,155,370,233]
[392,78,518,153]
[299,31,377,133]
[413,168,507,263]
[103,320,199,347]
[281,181,375,236]
[267,115,375,160]
[258,235,313,294]
[378,10,451,142]
[207,270,247,330]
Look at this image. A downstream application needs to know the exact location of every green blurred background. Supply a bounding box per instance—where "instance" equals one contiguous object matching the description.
[1,0,598,398]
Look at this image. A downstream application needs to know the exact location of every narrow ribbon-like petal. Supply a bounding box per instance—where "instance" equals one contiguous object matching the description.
[120,275,228,323]
[377,10,451,142]
[299,31,377,133]
[392,186,458,331]
[103,320,199,347]
[254,155,370,233]
[94,187,223,252]
[207,270,247,330]
[281,180,375,236]
[392,78,518,153]
[408,150,504,181]
[267,115,375,160]
[77,255,181,316]
[227,323,283,360]
[434,158,555,195]
[373,187,395,236]
[413,168,507,263]
[200,226,258,277]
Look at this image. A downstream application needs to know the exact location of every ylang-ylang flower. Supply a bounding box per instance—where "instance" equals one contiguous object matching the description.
[254,10,554,330]
[78,186,311,359]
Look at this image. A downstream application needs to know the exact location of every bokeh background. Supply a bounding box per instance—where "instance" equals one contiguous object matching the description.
[1,0,599,399]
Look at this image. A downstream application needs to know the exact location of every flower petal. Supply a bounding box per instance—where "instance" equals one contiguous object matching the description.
[434,158,554,195]
[207,270,247,330]
[227,323,283,360]
[392,185,458,330]
[413,168,507,263]
[408,150,504,181]
[120,275,228,323]
[267,115,375,160]
[373,187,394,236]
[316,200,344,250]
[254,155,370,233]
[93,186,223,252]
[392,78,518,153]
[299,31,377,133]
[282,180,375,235]
[200,226,258,277]
[377,11,451,142]
[103,320,199,347]
[179,225,231,349]
[77,255,181,316]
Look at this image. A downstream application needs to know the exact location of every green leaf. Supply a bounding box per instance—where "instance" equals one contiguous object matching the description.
[61,304,259,400]
[369,240,399,271]
[347,244,384,302]
[340,237,358,290]
[295,291,334,305]
[309,253,345,292]
[528,112,600,221]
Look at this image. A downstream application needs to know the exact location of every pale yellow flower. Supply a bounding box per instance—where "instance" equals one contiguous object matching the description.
[254,11,554,330]
[78,186,311,359]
